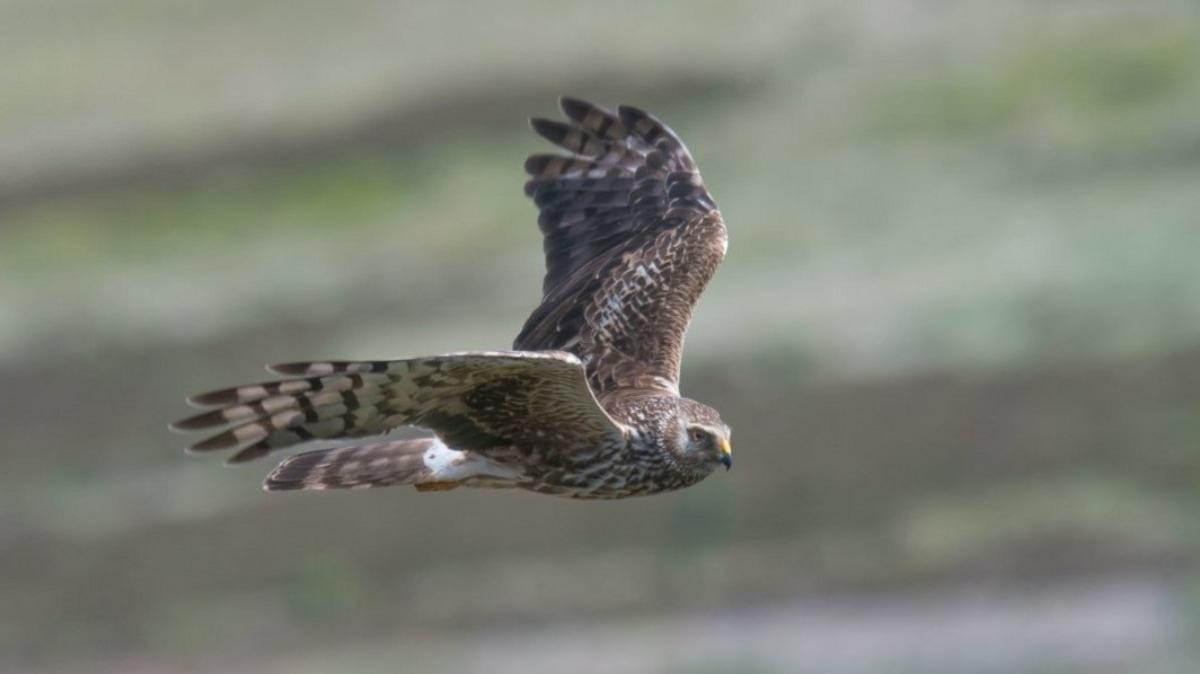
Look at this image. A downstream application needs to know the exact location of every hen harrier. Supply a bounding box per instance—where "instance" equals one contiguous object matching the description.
[173,97,731,499]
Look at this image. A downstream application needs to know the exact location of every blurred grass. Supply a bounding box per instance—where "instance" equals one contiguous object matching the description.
[873,26,1199,135]
[5,2,1200,373]
[2,1,1200,672]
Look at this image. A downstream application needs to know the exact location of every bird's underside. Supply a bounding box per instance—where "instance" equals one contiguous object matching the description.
[173,97,733,499]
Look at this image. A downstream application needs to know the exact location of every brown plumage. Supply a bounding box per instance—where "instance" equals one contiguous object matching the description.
[173,97,732,499]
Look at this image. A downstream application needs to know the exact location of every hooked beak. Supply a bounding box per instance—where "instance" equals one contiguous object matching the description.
[718,437,732,470]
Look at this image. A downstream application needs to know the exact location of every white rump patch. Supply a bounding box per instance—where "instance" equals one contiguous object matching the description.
[422,437,465,474]
[422,437,520,482]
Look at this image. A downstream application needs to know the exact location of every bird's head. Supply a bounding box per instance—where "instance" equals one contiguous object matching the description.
[675,398,732,473]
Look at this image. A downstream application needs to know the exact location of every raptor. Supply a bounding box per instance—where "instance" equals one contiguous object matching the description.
[173,97,732,499]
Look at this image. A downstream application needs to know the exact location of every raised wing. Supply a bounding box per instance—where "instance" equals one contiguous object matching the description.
[515,97,726,394]
[172,350,627,463]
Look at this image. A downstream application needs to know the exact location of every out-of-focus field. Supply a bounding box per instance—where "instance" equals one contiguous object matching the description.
[2,1,1199,673]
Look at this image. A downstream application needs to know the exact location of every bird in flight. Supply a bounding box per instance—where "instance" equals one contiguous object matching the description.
[172,97,731,499]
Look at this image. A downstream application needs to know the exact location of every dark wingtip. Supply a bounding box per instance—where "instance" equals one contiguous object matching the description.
[225,443,270,465]
[170,409,228,432]
[617,104,647,129]
[266,362,309,375]
[559,96,592,120]
[530,117,568,144]
[187,390,227,407]
[187,433,236,453]
[524,153,556,176]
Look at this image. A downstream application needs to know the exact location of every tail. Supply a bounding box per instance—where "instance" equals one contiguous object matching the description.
[263,437,518,492]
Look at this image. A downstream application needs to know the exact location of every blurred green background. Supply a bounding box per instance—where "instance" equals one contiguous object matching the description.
[3,1,1200,672]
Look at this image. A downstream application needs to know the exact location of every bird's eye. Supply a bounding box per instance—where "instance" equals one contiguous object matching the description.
[688,428,706,443]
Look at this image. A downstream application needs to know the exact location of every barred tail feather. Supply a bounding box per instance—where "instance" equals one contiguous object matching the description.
[264,438,436,491]
[263,436,521,493]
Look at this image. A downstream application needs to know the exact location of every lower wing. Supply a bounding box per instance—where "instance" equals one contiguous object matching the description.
[172,350,627,463]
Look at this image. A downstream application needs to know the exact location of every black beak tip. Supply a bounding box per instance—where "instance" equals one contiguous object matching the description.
[720,455,732,471]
